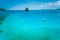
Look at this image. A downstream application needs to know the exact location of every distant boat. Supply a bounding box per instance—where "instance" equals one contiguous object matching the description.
[25,8,29,12]
[0,8,6,11]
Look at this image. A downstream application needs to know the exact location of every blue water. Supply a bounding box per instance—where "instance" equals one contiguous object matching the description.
[0,10,60,40]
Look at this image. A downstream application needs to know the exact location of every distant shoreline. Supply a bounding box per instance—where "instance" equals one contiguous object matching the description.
[0,9,60,11]
[0,8,6,11]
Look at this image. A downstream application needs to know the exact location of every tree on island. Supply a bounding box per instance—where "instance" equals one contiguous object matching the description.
[0,8,6,11]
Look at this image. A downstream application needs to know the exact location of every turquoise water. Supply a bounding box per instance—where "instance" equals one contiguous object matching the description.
[0,10,60,40]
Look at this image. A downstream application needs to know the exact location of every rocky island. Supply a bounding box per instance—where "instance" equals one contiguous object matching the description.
[25,8,29,12]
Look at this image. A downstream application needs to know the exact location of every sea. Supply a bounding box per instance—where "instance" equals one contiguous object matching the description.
[0,10,60,40]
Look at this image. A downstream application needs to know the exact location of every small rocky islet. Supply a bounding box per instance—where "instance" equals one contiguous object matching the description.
[25,8,29,12]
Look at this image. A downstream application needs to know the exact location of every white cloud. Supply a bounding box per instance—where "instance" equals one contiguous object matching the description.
[8,1,60,10]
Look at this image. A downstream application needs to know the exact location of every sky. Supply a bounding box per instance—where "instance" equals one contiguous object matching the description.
[0,0,60,10]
